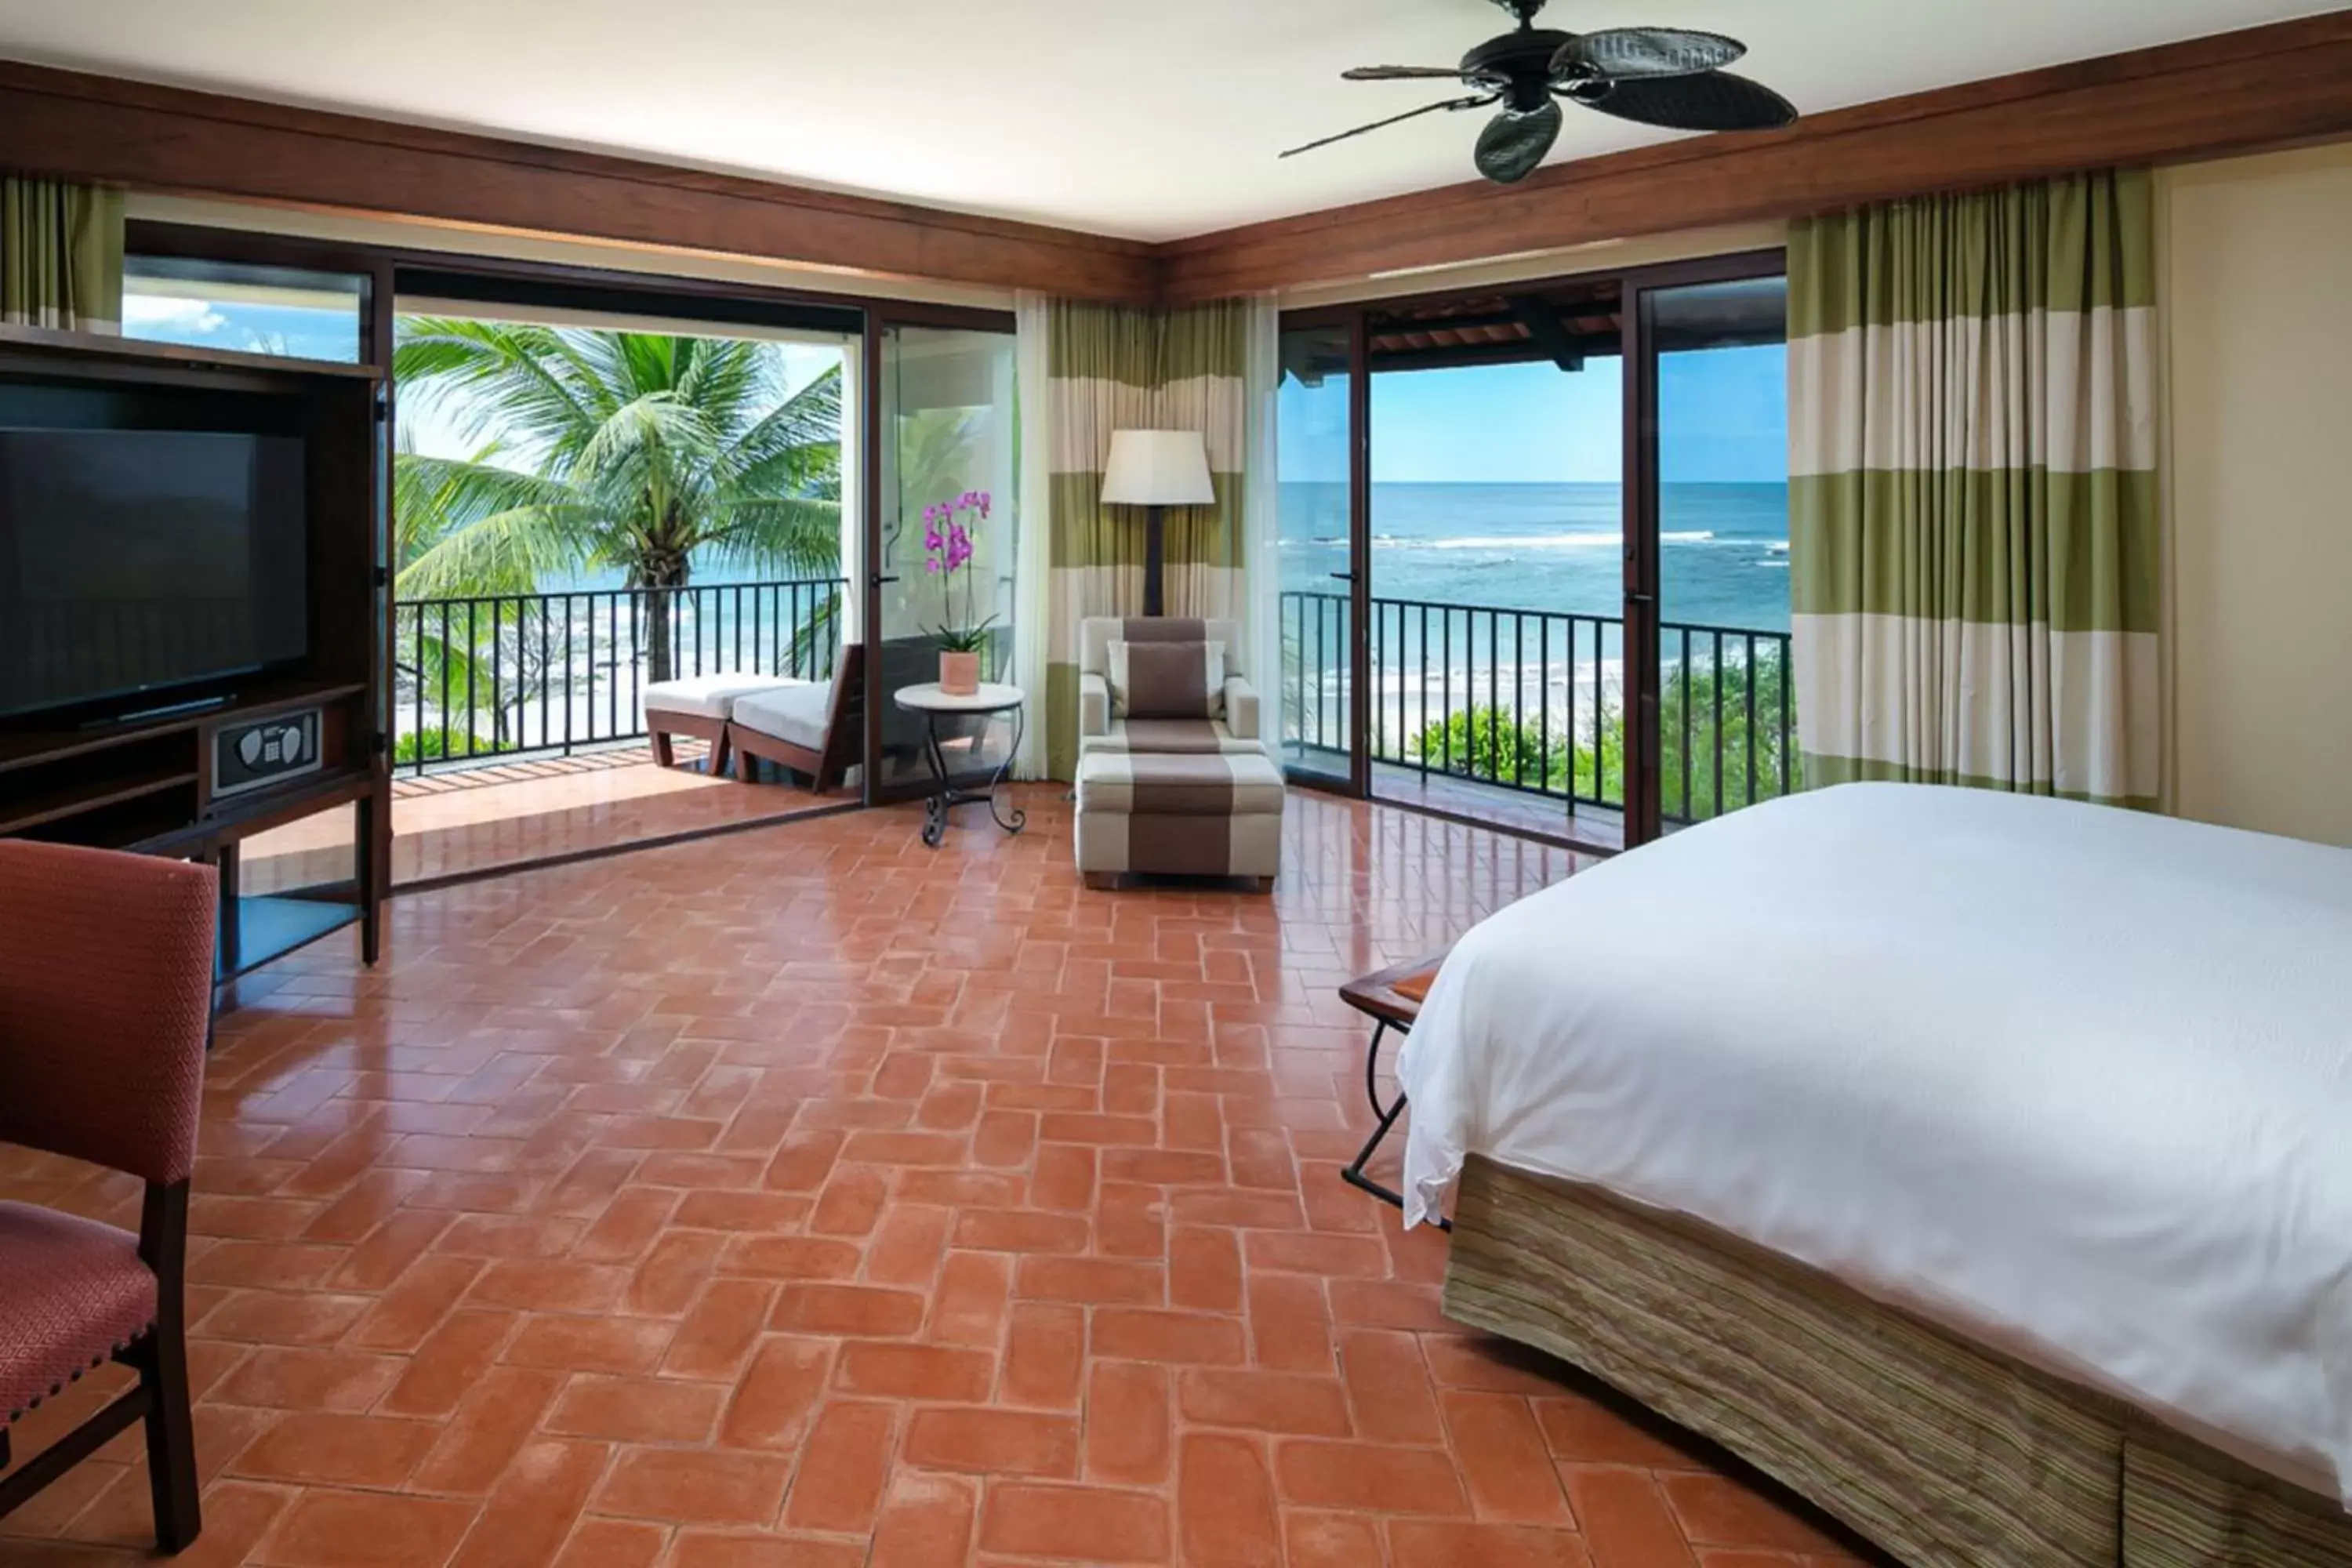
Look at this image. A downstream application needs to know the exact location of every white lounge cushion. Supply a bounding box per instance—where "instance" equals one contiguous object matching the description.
[730,681,831,752]
[643,673,802,721]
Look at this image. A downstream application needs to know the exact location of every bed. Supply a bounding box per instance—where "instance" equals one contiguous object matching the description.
[1397,784,2352,1567]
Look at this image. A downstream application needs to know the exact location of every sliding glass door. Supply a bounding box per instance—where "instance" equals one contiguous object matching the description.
[1275,253,1786,851]
[867,319,1019,802]
[1363,282,1626,841]
[1275,319,1360,789]
[1633,270,1793,838]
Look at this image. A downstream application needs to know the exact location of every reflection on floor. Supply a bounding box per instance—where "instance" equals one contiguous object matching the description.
[241,746,845,891]
[1,787,1881,1567]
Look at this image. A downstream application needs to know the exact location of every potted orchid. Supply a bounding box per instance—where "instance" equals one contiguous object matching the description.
[924,489,995,695]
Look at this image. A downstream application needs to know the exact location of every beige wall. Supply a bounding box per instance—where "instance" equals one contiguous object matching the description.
[2161,142,2352,848]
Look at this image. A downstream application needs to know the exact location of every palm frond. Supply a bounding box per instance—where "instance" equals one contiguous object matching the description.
[394,452,590,601]
[395,318,602,460]
[396,322,849,597]
[699,497,844,579]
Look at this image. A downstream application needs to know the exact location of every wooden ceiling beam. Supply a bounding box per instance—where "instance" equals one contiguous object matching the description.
[1157,10,2352,303]
[1505,293,1585,372]
[0,61,1158,304]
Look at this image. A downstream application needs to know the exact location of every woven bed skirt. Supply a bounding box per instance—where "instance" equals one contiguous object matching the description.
[1445,1156,2352,1568]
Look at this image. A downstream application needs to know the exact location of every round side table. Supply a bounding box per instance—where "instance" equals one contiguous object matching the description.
[892,682,1028,849]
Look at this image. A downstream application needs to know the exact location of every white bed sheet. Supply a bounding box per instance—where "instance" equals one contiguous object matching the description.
[1399,784,2352,1503]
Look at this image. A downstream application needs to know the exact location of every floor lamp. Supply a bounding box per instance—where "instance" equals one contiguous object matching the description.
[1102,429,1214,617]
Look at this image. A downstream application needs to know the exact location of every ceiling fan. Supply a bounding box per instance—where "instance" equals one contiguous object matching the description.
[1282,0,1798,185]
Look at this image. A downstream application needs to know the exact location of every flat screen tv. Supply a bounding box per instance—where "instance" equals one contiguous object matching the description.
[0,429,309,720]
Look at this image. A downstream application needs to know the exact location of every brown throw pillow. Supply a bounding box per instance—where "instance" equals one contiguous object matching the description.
[1109,639,1225,720]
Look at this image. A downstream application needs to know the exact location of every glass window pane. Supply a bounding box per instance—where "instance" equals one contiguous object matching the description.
[123,256,367,363]
[876,325,1018,794]
[1650,274,1791,827]
[1276,322,1352,786]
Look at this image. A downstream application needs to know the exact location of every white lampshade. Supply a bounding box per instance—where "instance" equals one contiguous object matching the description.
[1101,429,1215,506]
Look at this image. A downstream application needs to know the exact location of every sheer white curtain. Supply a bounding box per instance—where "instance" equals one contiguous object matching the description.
[1011,291,1053,779]
[1242,295,1283,764]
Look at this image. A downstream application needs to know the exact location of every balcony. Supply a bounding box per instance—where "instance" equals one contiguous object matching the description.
[391,577,848,771]
[1280,590,1799,848]
[241,578,850,889]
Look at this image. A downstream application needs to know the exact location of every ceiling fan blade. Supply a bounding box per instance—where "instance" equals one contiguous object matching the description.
[1280,93,1497,159]
[1552,27,1744,81]
[1342,65,1469,81]
[1474,100,1563,183]
[1564,71,1796,132]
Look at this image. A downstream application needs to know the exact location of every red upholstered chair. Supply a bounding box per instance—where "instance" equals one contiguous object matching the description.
[0,840,216,1553]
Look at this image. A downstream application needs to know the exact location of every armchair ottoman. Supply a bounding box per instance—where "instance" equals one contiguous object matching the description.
[1076,750,1286,891]
[1072,615,1283,891]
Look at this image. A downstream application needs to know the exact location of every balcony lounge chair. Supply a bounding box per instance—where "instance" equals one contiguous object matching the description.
[0,840,216,1554]
[724,643,866,796]
[1073,616,1283,891]
[642,672,807,775]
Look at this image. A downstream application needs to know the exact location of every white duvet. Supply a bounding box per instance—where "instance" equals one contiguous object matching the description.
[1399,784,2352,1503]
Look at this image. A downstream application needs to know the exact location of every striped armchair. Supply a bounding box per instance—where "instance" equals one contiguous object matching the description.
[1076,616,1264,757]
[1073,617,1283,891]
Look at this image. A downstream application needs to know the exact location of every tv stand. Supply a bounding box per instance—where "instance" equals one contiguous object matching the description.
[0,328,388,1010]
[0,679,383,1001]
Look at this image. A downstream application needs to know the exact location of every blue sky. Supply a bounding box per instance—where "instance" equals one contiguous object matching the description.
[123,294,361,363]
[122,292,842,462]
[126,291,1785,487]
[1280,343,1787,485]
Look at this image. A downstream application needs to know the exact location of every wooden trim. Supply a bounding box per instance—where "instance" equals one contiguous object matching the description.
[12,16,2347,307]
[1160,11,2352,303]
[0,60,1156,303]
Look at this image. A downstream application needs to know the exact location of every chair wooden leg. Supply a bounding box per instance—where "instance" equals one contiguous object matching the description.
[139,1330,200,1553]
[652,731,676,768]
[138,1181,199,1554]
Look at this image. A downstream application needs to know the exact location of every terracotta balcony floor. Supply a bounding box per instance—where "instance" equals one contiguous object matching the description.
[0,787,1881,1568]
[241,744,844,892]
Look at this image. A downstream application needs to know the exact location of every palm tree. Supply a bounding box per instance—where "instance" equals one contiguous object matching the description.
[394,321,844,682]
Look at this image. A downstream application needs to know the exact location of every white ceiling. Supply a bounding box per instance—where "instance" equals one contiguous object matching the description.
[0,0,2326,241]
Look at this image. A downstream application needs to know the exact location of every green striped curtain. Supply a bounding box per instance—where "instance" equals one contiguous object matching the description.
[1,178,123,332]
[1788,170,2161,808]
[1042,299,1247,779]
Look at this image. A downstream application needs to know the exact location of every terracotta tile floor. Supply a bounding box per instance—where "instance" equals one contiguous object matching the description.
[241,746,839,894]
[1,787,1882,1567]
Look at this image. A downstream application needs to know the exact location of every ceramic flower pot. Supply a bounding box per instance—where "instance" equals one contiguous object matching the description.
[938,650,980,695]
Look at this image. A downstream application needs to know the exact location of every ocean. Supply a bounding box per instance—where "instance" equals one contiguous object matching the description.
[1277,481,1791,745]
[1282,480,1791,633]
[406,480,1790,756]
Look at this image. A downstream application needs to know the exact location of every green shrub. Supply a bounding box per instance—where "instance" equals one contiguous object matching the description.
[1658,645,1802,820]
[1399,644,1802,822]
[1406,705,1623,801]
[393,728,494,766]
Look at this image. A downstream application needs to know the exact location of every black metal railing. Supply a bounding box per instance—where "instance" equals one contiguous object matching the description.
[1280,590,1798,826]
[392,578,846,775]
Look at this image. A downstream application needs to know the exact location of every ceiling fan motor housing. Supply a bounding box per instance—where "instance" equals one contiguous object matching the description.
[1461,29,1574,113]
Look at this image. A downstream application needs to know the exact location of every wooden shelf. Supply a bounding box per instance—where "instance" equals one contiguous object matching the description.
[0,767,197,836]
[0,681,368,774]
